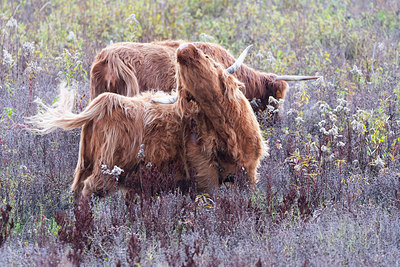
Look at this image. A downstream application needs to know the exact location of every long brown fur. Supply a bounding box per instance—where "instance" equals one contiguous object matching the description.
[90,40,288,111]
[28,44,264,198]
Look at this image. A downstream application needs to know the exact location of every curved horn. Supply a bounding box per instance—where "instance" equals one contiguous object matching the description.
[225,45,253,74]
[275,75,322,81]
[151,95,178,104]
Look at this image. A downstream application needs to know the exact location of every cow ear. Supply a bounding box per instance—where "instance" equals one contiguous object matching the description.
[221,71,244,101]
[276,89,282,99]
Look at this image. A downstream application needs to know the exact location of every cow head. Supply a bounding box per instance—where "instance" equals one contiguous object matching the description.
[174,43,263,188]
[175,43,251,116]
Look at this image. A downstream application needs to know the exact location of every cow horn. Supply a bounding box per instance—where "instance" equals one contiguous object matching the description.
[225,45,253,74]
[151,95,178,104]
[275,75,322,81]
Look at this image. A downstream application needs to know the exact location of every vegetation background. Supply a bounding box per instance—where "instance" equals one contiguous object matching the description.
[1,0,400,265]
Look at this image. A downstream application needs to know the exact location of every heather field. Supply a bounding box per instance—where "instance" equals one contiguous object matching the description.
[1,0,400,266]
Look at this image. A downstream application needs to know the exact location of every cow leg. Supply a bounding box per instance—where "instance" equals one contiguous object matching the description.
[72,167,92,199]
[71,126,94,198]
[243,161,259,189]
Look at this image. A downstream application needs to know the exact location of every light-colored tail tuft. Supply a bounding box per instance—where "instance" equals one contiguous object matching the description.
[26,84,82,134]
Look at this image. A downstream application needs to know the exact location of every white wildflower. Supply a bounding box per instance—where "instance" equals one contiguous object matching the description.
[101,164,124,182]
[337,141,345,147]
[334,105,343,112]
[137,144,145,159]
[6,17,17,28]
[267,105,275,112]
[287,108,298,116]
[268,96,279,105]
[64,49,72,57]
[283,128,289,135]
[374,156,385,169]
[255,50,264,60]
[315,76,324,86]
[3,49,14,66]
[71,51,80,61]
[264,141,270,158]
[294,164,302,172]
[111,165,124,176]
[328,125,338,136]
[318,120,326,127]
[310,142,319,152]
[199,33,216,42]
[378,42,385,51]
[295,116,304,124]
[330,115,337,123]
[20,165,28,171]
[337,98,347,107]
[294,89,304,100]
[351,120,365,134]
[250,98,261,109]
[266,51,275,65]
[66,31,76,41]
[126,13,139,24]
[23,42,35,53]
[321,145,328,152]
[312,101,322,110]
[350,64,363,76]
[146,162,152,168]
[319,102,331,113]
[319,127,329,135]
[352,160,359,168]
[101,164,111,175]
[337,99,345,107]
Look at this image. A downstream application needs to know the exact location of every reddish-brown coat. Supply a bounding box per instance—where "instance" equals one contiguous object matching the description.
[29,44,264,197]
[90,40,288,111]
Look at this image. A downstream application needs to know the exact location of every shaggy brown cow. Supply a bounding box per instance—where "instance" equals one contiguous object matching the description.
[90,40,319,112]
[28,43,264,197]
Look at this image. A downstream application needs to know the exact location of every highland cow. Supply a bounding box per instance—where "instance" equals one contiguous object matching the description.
[28,43,264,198]
[90,40,319,113]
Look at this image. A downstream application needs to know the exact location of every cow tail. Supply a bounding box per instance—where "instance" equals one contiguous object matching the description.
[90,50,140,100]
[27,84,121,134]
[110,53,140,97]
